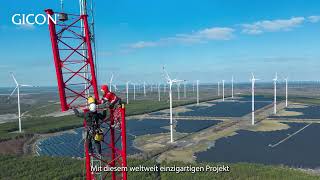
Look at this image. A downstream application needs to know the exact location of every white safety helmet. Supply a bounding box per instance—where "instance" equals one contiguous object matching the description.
[88,103,97,112]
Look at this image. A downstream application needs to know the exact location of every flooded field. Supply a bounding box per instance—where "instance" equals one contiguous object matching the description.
[179,96,272,117]
[196,122,320,168]
[37,119,220,157]
[275,105,320,119]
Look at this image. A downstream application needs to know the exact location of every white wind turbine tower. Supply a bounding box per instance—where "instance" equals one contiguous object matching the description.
[133,83,136,100]
[284,77,288,107]
[218,81,220,96]
[196,80,199,105]
[183,81,187,99]
[143,81,146,97]
[222,80,225,101]
[177,83,181,100]
[9,72,35,133]
[163,84,166,93]
[126,81,130,104]
[231,76,234,99]
[158,83,161,101]
[163,66,184,143]
[251,73,259,125]
[109,73,114,92]
[192,82,195,92]
[273,73,278,114]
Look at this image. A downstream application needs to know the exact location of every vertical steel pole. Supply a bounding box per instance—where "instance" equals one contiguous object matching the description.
[82,14,99,101]
[45,9,67,111]
[83,114,93,180]
[109,109,116,180]
[120,105,127,180]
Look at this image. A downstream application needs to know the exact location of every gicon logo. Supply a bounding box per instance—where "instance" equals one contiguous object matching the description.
[12,13,57,25]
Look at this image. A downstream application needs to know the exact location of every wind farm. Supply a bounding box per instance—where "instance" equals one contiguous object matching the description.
[1,0,320,180]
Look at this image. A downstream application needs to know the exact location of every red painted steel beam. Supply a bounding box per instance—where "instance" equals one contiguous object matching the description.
[82,14,99,101]
[45,9,68,111]
[120,105,128,180]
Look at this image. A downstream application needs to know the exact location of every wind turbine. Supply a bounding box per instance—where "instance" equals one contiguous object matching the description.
[222,80,225,101]
[284,77,288,107]
[133,83,136,100]
[112,84,118,92]
[196,80,199,105]
[163,66,184,143]
[9,72,35,133]
[126,81,130,104]
[158,83,161,101]
[251,73,259,125]
[273,73,278,114]
[218,81,220,96]
[163,84,166,93]
[109,73,114,92]
[183,81,187,99]
[231,76,234,99]
[177,83,181,100]
[192,82,195,92]
[143,81,146,97]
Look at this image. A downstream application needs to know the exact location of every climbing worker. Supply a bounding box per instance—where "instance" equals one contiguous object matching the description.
[74,96,106,155]
[100,85,122,109]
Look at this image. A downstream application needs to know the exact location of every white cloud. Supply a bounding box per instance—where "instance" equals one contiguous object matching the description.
[127,27,234,49]
[16,24,35,30]
[128,41,157,49]
[197,27,234,40]
[242,17,305,34]
[308,16,320,23]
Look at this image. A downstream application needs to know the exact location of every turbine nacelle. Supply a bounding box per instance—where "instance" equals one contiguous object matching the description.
[273,72,278,82]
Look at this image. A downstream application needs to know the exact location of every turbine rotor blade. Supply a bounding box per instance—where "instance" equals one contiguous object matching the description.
[162,66,171,81]
[20,84,34,87]
[9,86,18,97]
[10,72,18,85]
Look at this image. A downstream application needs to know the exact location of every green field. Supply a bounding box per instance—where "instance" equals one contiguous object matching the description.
[0,155,318,180]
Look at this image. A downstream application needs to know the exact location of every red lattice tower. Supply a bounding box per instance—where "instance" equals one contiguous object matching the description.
[45,9,127,180]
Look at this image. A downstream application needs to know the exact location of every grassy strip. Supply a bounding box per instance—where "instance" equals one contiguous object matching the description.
[0,155,318,180]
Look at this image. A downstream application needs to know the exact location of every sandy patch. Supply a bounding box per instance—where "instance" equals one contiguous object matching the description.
[41,110,74,117]
[245,120,290,132]
[0,114,17,124]
[276,109,303,117]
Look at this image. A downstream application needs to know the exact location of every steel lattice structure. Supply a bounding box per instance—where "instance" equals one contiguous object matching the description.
[45,9,127,180]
